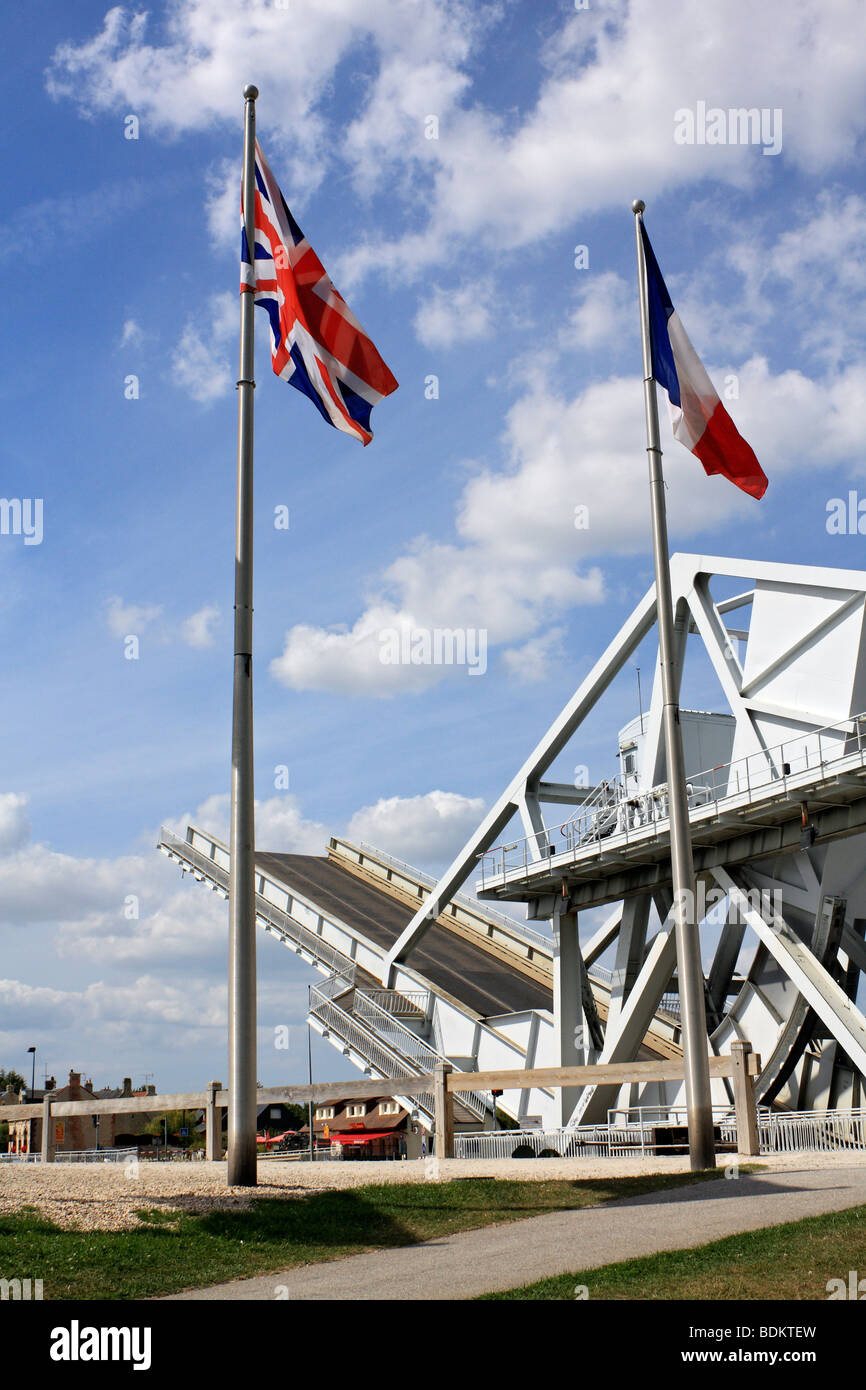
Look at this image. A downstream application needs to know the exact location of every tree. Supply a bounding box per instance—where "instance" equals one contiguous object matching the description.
[0,1069,25,1094]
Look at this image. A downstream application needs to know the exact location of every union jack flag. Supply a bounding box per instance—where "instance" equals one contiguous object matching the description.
[240,141,398,444]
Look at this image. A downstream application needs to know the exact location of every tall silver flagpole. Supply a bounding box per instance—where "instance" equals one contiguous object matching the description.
[228,83,259,1188]
[632,198,716,1171]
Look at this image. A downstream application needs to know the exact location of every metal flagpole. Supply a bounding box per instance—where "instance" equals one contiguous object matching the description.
[227,83,259,1188]
[632,198,716,1171]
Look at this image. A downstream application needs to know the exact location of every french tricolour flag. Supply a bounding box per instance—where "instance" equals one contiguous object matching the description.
[641,223,767,500]
[241,140,398,444]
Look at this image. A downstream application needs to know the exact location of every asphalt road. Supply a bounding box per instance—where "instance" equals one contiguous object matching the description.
[162,1162,866,1301]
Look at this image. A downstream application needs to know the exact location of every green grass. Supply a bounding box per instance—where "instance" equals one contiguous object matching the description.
[0,1169,735,1300]
[480,1201,866,1300]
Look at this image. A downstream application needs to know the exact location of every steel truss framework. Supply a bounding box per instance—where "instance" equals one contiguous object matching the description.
[383,554,866,1119]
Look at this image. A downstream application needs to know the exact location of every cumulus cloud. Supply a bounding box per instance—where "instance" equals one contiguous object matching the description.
[413,279,493,349]
[500,628,566,684]
[46,0,483,241]
[105,596,163,638]
[0,794,31,855]
[347,790,485,864]
[270,556,603,696]
[162,791,329,856]
[105,597,224,651]
[725,192,866,369]
[559,272,633,353]
[47,2,866,289]
[180,604,221,649]
[119,317,143,348]
[338,0,866,283]
[269,335,866,698]
[172,292,235,404]
[0,974,225,1031]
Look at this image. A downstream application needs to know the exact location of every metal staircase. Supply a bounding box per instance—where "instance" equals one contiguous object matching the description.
[307,970,488,1125]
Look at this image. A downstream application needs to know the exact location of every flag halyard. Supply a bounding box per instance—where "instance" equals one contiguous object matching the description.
[241,140,398,444]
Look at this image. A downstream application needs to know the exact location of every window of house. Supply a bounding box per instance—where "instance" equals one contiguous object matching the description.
[346,1103,366,1117]
[379,1101,400,1115]
[315,1106,335,1120]
[269,1107,281,1120]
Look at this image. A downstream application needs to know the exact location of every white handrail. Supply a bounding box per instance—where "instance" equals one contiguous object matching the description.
[480,708,866,884]
[348,838,553,951]
[352,991,488,1118]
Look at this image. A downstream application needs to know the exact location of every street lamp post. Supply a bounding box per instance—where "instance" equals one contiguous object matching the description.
[307,1001,314,1163]
[26,1047,36,1097]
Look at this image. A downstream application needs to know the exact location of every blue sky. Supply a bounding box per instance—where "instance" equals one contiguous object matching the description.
[1,0,865,1094]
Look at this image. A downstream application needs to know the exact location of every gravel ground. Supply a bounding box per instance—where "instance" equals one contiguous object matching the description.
[0,1150,863,1231]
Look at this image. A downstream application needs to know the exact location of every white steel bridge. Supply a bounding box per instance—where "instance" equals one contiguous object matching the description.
[162,554,866,1135]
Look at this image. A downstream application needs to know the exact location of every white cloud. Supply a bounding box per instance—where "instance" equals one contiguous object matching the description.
[180,604,221,649]
[413,279,493,349]
[105,596,163,638]
[0,974,225,1031]
[50,2,866,290]
[347,790,485,864]
[119,317,143,347]
[500,628,566,684]
[725,192,866,369]
[46,0,483,239]
[163,792,329,856]
[269,340,866,696]
[270,557,603,696]
[460,355,866,561]
[559,272,632,352]
[0,794,31,855]
[106,597,224,650]
[172,292,235,404]
[337,0,866,284]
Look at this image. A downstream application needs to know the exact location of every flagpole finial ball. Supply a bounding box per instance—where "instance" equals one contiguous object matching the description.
[631,199,645,215]
[244,84,259,101]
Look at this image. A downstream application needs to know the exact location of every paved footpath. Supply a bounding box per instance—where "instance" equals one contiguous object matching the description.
[163,1162,866,1301]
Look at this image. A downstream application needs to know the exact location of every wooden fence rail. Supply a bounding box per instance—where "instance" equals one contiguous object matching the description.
[1,1041,761,1164]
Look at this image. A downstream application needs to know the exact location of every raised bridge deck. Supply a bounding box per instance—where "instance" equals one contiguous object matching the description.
[256,851,551,1018]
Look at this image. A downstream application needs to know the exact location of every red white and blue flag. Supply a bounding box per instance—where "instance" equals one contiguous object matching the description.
[241,140,398,444]
[641,223,767,500]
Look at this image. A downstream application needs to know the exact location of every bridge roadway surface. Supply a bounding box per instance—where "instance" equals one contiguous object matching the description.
[164,1162,866,1301]
[256,852,551,1018]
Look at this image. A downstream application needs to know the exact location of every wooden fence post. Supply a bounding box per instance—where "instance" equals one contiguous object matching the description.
[41,1094,55,1163]
[730,1041,760,1156]
[205,1081,223,1161]
[433,1064,454,1159]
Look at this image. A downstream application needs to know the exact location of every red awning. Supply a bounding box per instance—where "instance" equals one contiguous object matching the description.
[328,1131,397,1145]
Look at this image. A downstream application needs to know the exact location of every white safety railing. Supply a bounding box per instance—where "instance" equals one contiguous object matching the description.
[479,710,866,886]
[758,1107,866,1154]
[309,982,436,1119]
[362,989,430,1016]
[350,840,553,953]
[0,1146,140,1165]
[353,991,488,1119]
[456,1107,866,1159]
[658,993,682,1022]
[455,1128,615,1160]
[159,828,357,981]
